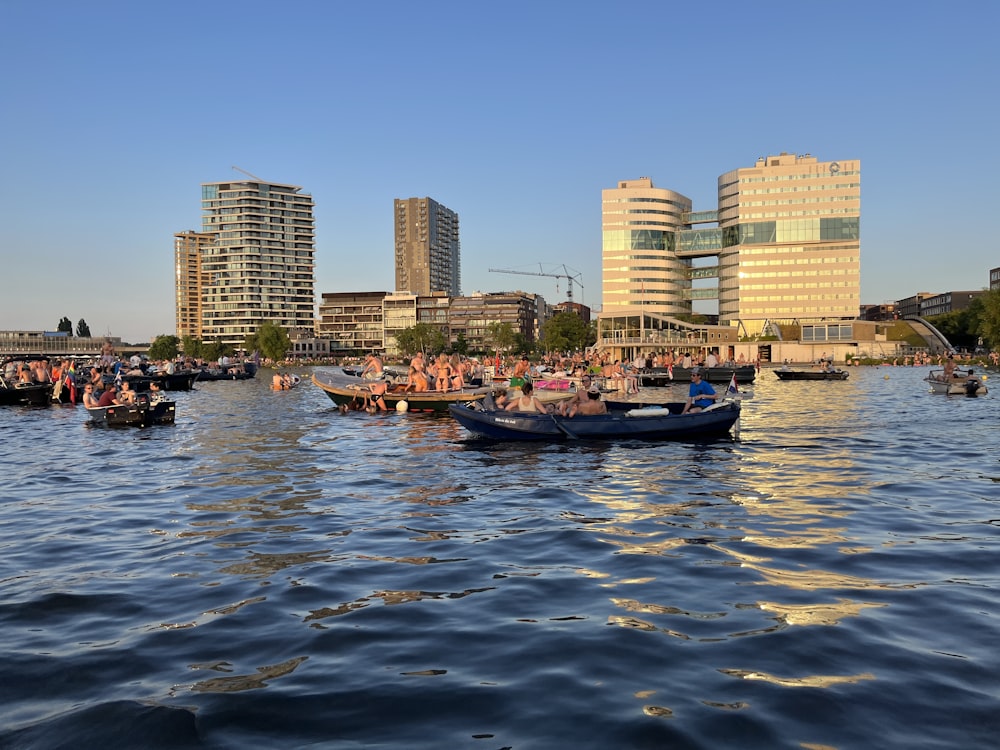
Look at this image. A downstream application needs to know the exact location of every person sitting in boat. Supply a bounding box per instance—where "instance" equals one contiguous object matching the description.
[82,383,101,408]
[97,384,120,407]
[680,369,719,414]
[568,387,608,418]
[558,375,595,416]
[272,373,285,390]
[117,380,137,405]
[148,381,165,404]
[505,380,548,414]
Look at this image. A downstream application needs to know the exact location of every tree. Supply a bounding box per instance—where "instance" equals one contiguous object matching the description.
[76,319,91,337]
[484,321,516,356]
[540,311,590,353]
[976,288,1000,349]
[394,323,446,357]
[181,336,203,359]
[245,322,291,362]
[57,317,73,335]
[149,335,180,361]
[453,332,469,356]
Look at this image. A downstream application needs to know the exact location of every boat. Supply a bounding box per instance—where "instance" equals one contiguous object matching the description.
[195,362,257,381]
[312,368,492,413]
[774,368,850,381]
[0,380,52,406]
[924,369,988,396]
[86,395,176,427]
[640,365,757,386]
[448,396,741,441]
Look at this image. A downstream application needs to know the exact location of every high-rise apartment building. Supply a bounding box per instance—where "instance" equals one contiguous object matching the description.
[394,197,460,297]
[185,179,315,347]
[174,231,214,341]
[602,154,861,335]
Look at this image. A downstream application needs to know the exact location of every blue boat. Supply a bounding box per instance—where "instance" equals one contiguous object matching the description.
[448,397,741,441]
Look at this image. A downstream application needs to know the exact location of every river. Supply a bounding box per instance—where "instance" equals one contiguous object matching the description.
[1,365,998,749]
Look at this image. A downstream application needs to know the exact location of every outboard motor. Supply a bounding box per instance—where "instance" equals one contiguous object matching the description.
[964,379,980,397]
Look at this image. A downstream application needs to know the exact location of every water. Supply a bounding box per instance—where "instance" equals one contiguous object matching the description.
[1,367,998,749]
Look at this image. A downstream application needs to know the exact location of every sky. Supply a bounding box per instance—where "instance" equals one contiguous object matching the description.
[2,0,998,343]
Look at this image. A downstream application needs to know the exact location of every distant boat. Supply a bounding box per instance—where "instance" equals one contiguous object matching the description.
[312,368,491,413]
[86,396,176,427]
[774,368,850,381]
[641,365,757,386]
[924,369,988,396]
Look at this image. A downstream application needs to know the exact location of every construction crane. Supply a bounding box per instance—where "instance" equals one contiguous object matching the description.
[231,165,265,182]
[489,264,584,303]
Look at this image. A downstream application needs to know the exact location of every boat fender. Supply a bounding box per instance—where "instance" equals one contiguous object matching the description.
[625,407,670,417]
[396,400,409,413]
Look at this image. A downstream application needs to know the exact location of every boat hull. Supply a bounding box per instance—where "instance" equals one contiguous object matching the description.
[774,370,850,381]
[448,400,741,441]
[312,369,491,413]
[86,400,176,427]
[0,383,53,406]
[640,366,756,386]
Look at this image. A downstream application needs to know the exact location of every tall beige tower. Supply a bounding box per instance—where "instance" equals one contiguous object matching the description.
[174,231,215,341]
[394,197,460,297]
[717,153,860,332]
[601,178,693,315]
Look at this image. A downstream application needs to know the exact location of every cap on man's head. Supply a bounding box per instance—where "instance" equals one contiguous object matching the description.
[587,385,600,394]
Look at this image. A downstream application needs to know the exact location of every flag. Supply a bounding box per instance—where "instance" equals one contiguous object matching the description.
[667,364,673,380]
[727,373,739,395]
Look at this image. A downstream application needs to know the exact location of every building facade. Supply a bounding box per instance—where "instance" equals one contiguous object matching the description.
[394,197,461,297]
[189,179,316,347]
[317,291,387,353]
[919,291,985,317]
[174,231,215,341]
[601,154,861,337]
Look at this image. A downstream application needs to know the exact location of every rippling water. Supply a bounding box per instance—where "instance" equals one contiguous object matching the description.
[2,367,998,749]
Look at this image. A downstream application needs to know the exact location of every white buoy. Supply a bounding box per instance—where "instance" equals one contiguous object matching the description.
[395,400,409,413]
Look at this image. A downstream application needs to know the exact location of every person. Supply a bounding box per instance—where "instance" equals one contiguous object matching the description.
[82,383,101,408]
[505,380,547,413]
[148,381,165,404]
[117,379,137,405]
[558,374,595,415]
[272,373,285,390]
[568,386,608,418]
[434,352,453,392]
[942,355,959,380]
[510,356,531,390]
[681,369,719,414]
[97,384,120,407]
[366,379,388,411]
[361,353,384,380]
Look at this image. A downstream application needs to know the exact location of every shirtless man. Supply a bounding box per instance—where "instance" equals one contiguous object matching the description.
[568,387,607,418]
[361,353,384,380]
[559,375,595,415]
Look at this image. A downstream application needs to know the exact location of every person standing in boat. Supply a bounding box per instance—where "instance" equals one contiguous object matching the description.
[681,369,719,414]
[361,353,384,380]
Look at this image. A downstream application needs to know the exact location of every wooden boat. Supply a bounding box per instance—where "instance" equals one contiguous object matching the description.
[774,368,850,381]
[640,365,757,386]
[86,396,176,427]
[924,369,988,396]
[312,368,491,413]
[448,397,741,441]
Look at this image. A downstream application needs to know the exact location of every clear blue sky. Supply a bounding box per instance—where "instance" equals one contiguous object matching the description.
[2,0,997,343]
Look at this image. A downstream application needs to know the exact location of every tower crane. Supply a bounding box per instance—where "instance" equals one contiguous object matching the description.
[489,264,584,303]
[231,165,265,182]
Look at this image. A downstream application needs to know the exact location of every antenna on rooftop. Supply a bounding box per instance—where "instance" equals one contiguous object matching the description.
[232,165,265,182]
